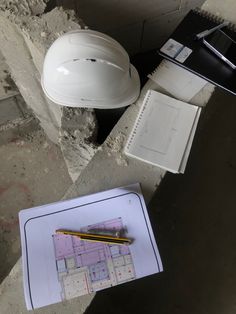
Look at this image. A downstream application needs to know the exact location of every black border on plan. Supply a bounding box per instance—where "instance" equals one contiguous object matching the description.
[24,192,161,310]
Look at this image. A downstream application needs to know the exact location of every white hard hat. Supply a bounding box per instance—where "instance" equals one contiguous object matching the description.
[41,29,140,109]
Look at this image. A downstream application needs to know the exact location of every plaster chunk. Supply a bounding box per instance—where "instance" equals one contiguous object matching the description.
[0,0,48,16]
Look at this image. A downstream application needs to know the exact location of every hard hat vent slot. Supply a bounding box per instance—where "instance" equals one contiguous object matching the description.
[71,58,97,63]
[66,58,124,71]
[81,98,101,102]
[86,58,97,62]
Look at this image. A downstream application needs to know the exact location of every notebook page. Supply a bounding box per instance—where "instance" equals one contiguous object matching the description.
[125,90,198,173]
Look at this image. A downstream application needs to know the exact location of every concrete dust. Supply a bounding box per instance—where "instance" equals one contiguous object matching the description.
[105,131,126,153]
[60,107,98,182]
[0,125,72,283]
[104,131,129,166]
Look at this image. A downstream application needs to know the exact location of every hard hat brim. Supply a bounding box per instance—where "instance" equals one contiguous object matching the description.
[41,64,140,109]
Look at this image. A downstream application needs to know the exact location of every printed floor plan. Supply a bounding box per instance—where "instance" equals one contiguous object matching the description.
[53,218,136,300]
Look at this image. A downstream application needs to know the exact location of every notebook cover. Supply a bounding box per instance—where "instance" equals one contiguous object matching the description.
[158,9,236,95]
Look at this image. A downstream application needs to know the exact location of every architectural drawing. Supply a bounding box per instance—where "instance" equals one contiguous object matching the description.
[53,218,135,300]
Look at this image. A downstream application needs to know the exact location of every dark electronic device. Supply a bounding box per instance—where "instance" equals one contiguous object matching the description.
[203,29,236,69]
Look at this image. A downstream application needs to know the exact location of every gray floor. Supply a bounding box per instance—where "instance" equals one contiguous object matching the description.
[85,87,236,314]
[0,121,72,283]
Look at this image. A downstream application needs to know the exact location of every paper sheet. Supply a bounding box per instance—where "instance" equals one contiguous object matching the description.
[148,60,207,102]
[179,106,202,173]
[125,90,199,173]
[19,183,163,310]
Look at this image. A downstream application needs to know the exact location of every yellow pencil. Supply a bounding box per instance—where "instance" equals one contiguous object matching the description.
[56,229,132,245]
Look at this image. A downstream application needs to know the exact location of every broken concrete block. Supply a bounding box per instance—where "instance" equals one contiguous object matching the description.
[0,3,98,181]
[0,11,61,143]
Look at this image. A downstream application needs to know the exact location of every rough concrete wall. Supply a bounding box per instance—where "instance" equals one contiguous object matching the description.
[18,7,98,181]
[64,0,206,54]
[0,9,61,143]
[0,32,36,142]
[0,3,98,181]
[0,53,19,101]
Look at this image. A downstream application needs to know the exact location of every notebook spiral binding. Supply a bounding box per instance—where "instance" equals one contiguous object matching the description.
[148,63,165,81]
[125,90,152,150]
[193,7,236,32]
[148,66,159,80]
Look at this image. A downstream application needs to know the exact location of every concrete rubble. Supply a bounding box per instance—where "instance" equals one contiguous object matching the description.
[60,107,98,182]
[0,0,48,16]
[0,1,98,182]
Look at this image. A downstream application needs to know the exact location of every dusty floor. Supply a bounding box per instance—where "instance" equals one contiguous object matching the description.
[85,87,236,314]
[0,121,72,283]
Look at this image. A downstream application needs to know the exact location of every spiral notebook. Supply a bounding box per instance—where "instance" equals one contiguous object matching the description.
[124,90,201,174]
[158,9,236,95]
